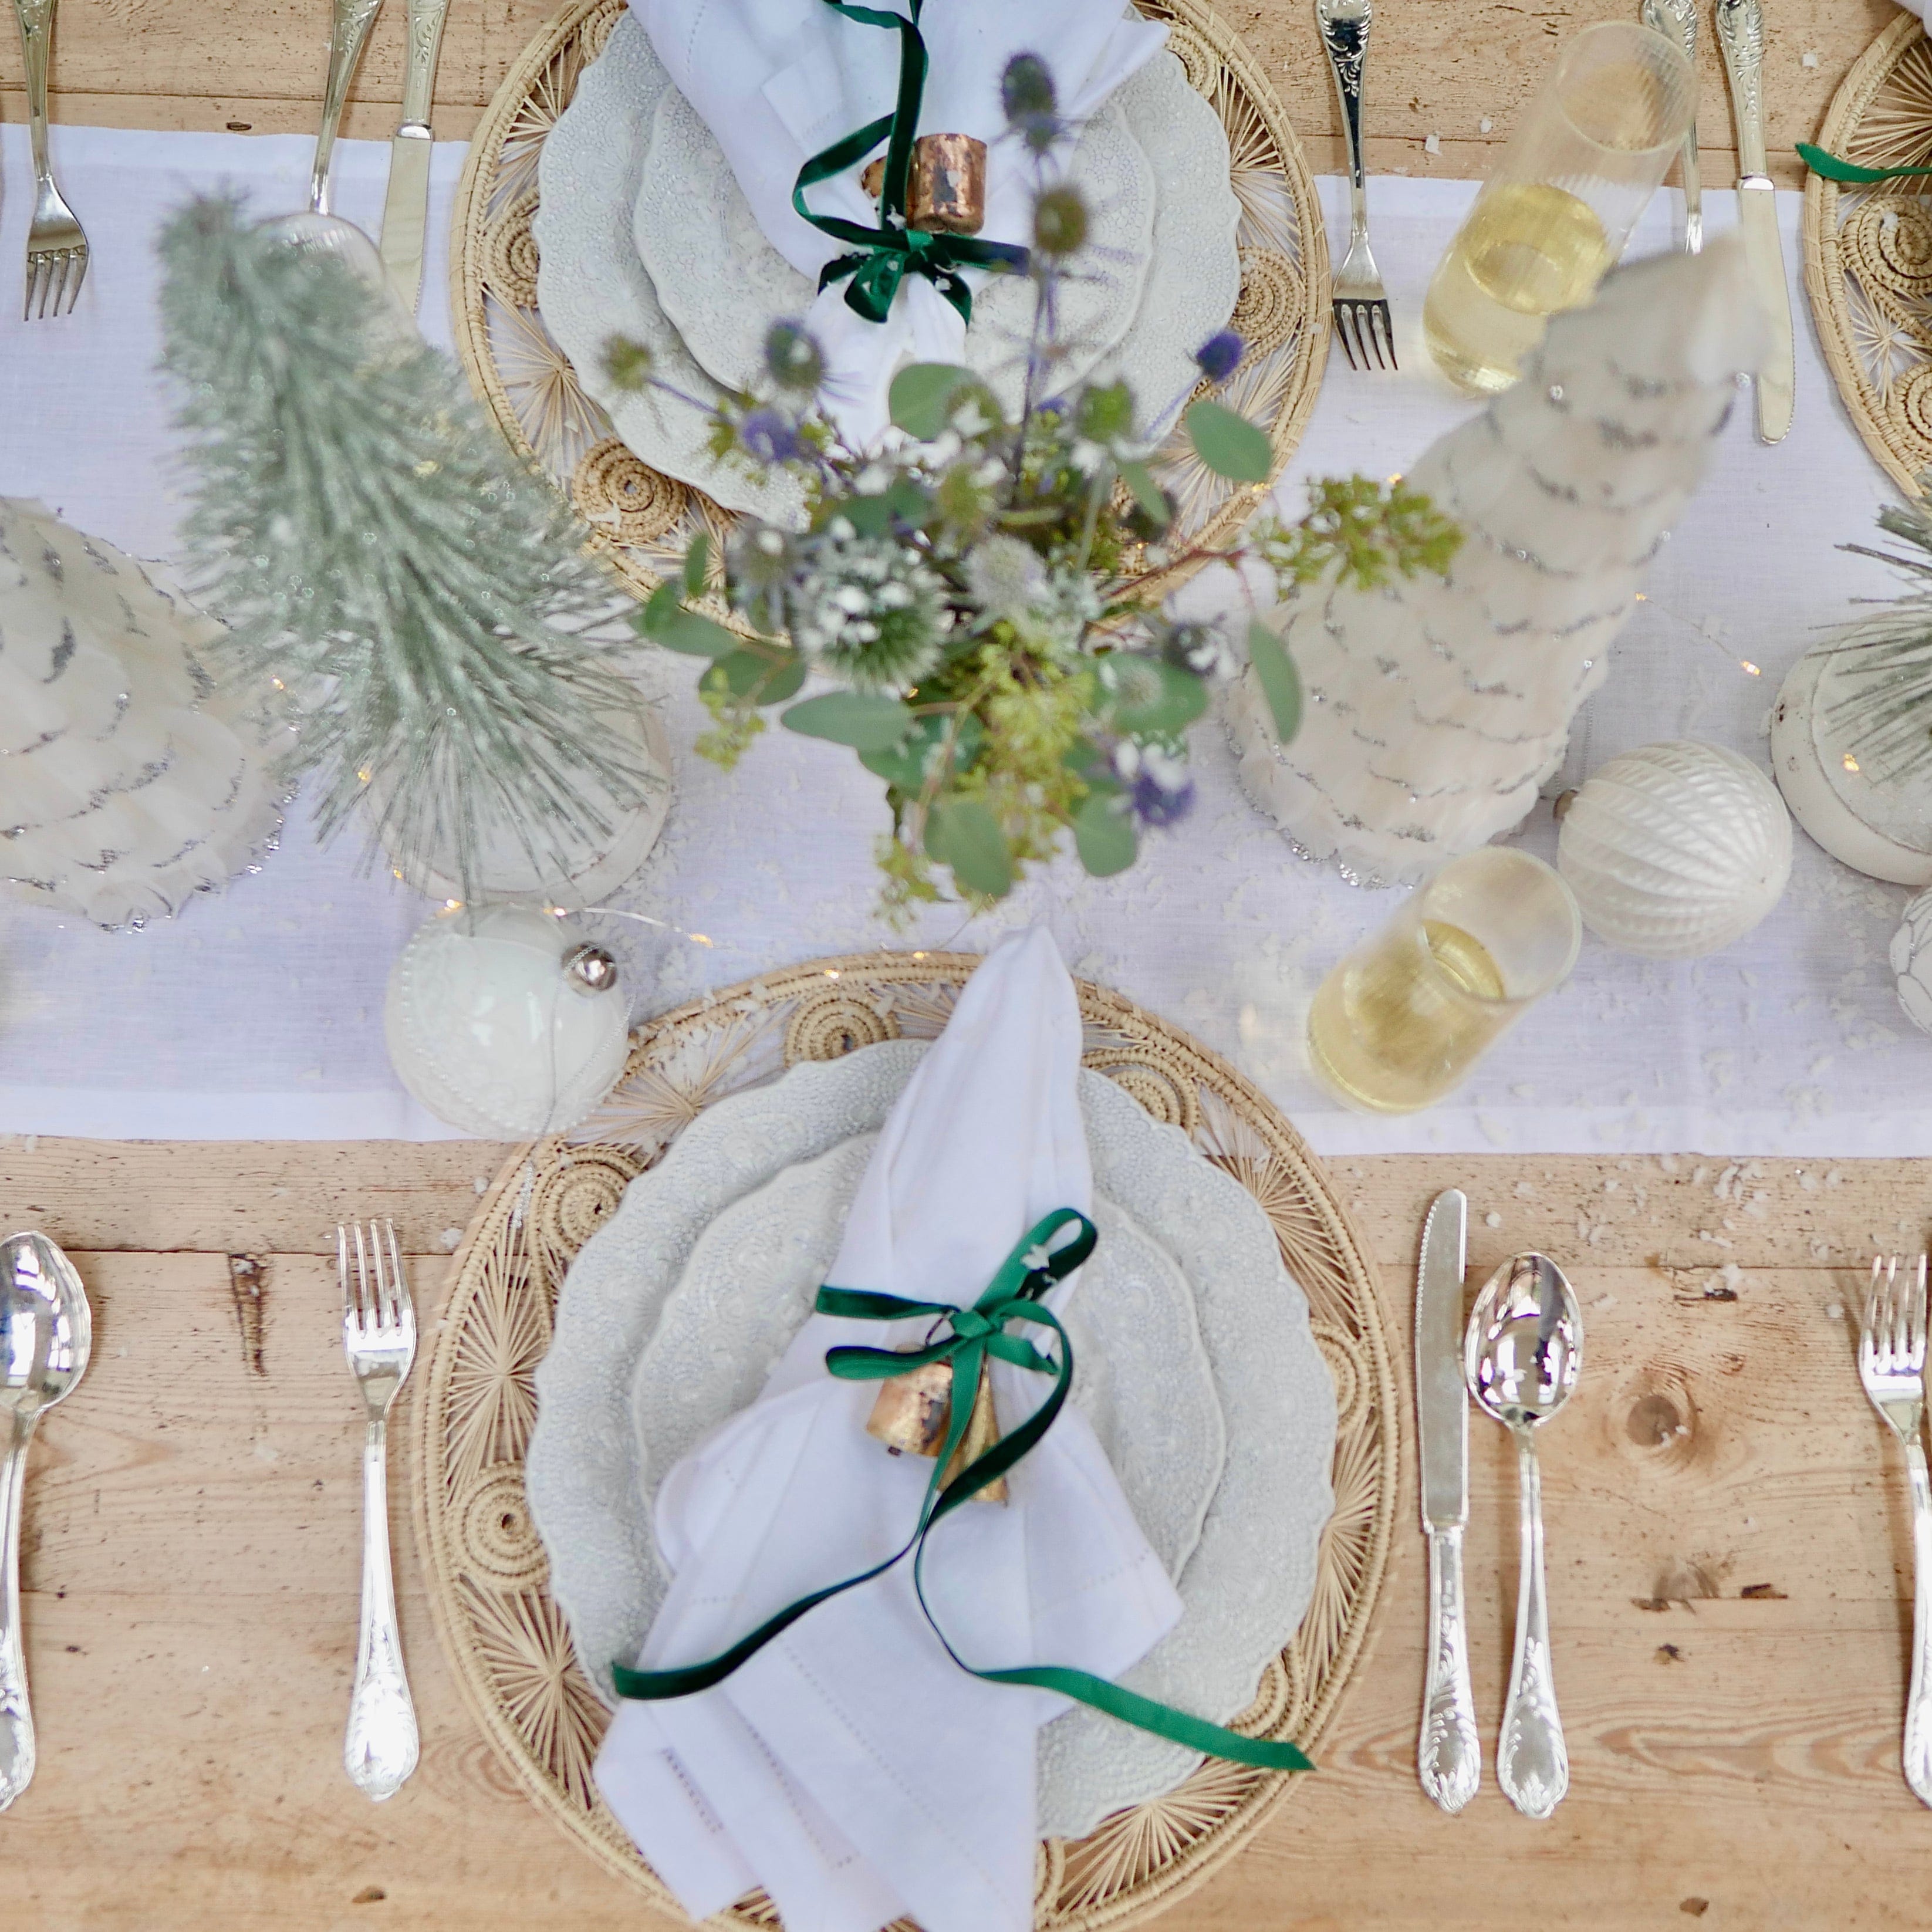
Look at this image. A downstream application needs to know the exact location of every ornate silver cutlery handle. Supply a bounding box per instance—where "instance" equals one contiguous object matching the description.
[398,0,448,128]
[310,0,386,214]
[12,0,55,184]
[344,1411,418,1800]
[1640,0,1701,253]
[1315,0,1373,244]
[0,1415,40,1809]
[1498,1430,1568,1819]
[1904,1440,1932,1805]
[1714,0,1767,180]
[1418,1524,1480,1812]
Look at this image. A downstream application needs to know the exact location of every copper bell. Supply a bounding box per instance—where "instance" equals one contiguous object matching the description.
[860,134,988,235]
[864,1357,1008,1503]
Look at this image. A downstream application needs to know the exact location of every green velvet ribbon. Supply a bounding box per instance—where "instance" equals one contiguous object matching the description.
[612,1207,1313,1775]
[789,0,1029,325]
[1797,141,1932,185]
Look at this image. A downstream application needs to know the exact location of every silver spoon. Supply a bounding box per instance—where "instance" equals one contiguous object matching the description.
[0,1232,92,1809]
[1464,1251,1581,1819]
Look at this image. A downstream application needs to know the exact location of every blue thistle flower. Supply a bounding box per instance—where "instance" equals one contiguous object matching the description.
[1131,766,1195,827]
[741,408,803,465]
[763,321,825,394]
[1194,329,1243,385]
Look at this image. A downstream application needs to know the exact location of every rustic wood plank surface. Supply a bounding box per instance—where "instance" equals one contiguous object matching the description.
[0,0,1899,185]
[0,1137,1927,1928]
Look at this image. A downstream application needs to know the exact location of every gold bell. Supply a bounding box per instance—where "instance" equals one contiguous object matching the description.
[864,1357,1008,1503]
[859,134,988,235]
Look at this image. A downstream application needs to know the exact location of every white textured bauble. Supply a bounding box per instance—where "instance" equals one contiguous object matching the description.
[1556,740,1792,959]
[1891,888,1932,1037]
[383,906,631,1137]
[1771,643,1932,886]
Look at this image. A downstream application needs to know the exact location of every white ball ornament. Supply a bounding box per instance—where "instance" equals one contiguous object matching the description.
[1555,740,1792,959]
[384,906,631,1137]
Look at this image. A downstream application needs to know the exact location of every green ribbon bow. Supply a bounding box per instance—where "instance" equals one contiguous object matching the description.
[1798,141,1932,185]
[613,1207,1313,1776]
[789,0,1029,326]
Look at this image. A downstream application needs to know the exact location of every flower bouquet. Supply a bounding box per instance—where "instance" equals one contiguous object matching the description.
[614,56,1459,913]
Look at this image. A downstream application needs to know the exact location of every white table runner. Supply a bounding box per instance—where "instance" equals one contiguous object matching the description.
[0,123,1909,1154]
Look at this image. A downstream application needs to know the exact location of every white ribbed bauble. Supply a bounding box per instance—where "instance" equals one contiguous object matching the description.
[383,906,631,1137]
[1556,741,1792,959]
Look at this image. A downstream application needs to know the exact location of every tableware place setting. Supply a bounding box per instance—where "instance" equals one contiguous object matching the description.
[29,0,1932,1908]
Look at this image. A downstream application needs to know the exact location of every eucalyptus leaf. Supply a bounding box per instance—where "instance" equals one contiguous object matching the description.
[836,494,896,538]
[682,533,710,599]
[1106,658,1208,738]
[885,475,935,526]
[709,648,806,703]
[926,798,1013,897]
[889,363,976,440]
[861,713,982,791]
[641,583,738,658]
[1186,399,1272,485]
[782,693,916,751]
[1119,460,1170,528]
[1072,792,1137,877]
[1247,620,1302,743]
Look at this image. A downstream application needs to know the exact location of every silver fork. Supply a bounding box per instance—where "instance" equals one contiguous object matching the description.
[12,0,89,319]
[1315,0,1394,371]
[1859,1253,1932,1809]
[340,1220,421,1801]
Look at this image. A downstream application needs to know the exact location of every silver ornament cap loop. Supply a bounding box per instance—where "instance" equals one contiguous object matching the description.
[562,942,620,995]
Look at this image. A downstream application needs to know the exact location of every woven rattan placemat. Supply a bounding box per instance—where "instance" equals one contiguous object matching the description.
[447,0,1329,606]
[411,953,1394,1930]
[1805,13,1932,496]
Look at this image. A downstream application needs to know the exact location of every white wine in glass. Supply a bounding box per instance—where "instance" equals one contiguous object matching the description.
[1422,23,1692,396]
[1305,849,1580,1115]
[1308,919,1509,1113]
[1423,183,1614,396]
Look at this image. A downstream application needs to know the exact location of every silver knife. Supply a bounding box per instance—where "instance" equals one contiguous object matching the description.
[1416,1188,1480,1812]
[1716,0,1793,443]
[377,0,452,314]
[1641,0,1701,254]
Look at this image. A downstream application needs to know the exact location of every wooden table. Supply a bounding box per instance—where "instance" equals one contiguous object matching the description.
[0,1137,1925,1928]
[0,0,1900,185]
[1,0,1923,1920]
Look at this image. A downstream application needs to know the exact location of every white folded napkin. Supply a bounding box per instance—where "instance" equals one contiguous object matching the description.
[634,0,1168,443]
[595,926,1183,1932]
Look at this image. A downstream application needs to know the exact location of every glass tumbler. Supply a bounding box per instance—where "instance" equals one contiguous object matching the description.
[1423,21,1694,396]
[1306,848,1582,1114]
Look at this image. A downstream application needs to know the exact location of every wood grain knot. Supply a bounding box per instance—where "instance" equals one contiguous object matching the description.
[1627,1391,1683,1446]
[1619,1362,1703,1469]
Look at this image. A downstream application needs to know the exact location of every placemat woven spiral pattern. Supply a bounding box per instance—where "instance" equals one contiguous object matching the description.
[1805,13,1932,495]
[448,0,1329,606]
[413,953,1394,1931]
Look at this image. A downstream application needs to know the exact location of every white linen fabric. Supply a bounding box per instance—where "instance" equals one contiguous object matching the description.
[593,925,1181,1932]
[633,0,1168,441]
[3,131,1928,1157]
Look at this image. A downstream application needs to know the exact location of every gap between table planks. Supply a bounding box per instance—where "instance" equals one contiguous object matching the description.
[0,1139,1927,1928]
[0,0,1900,189]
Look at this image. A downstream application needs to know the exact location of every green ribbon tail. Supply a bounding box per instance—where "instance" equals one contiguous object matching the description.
[612,1208,1312,1776]
[1796,140,1932,184]
[978,1666,1315,1771]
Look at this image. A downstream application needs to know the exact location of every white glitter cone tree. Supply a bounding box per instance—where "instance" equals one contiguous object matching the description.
[1231,239,1766,885]
[0,498,286,928]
